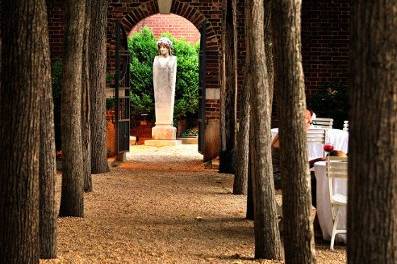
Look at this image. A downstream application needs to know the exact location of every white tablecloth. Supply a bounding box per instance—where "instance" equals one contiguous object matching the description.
[314,161,347,242]
[271,128,349,160]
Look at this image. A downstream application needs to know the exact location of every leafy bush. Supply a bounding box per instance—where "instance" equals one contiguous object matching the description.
[181,128,198,137]
[307,82,349,129]
[128,27,199,123]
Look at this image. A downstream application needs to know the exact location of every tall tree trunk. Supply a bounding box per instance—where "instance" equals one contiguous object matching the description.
[348,2,397,263]
[89,0,109,174]
[246,111,254,221]
[59,0,85,217]
[0,0,47,262]
[247,0,282,259]
[233,87,250,194]
[233,0,249,195]
[220,0,237,173]
[82,0,92,192]
[39,1,57,258]
[272,0,316,263]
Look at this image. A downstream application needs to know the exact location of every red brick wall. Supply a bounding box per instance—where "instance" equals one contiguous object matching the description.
[130,14,200,43]
[301,0,351,97]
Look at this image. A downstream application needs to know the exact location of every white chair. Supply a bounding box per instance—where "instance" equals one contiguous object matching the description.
[343,120,349,132]
[326,156,348,250]
[312,117,334,129]
[307,128,327,158]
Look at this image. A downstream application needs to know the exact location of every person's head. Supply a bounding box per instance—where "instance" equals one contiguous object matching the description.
[157,37,172,56]
[304,109,312,131]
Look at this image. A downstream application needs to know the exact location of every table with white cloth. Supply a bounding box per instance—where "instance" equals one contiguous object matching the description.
[314,161,347,243]
[271,127,349,242]
[271,128,349,160]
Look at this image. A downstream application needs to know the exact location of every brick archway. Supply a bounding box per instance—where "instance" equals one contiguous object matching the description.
[117,1,219,48]
[107,0,223,160]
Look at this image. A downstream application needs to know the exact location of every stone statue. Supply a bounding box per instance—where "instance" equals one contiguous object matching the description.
[152,37,177,140]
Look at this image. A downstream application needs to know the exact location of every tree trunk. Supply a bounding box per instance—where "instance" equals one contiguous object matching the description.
[246,110,255,221]
[348,2,397,263]
[233,0,249,195]
[59,0,85,217]
[89,0,109,174]
[39,1,57,258]
[247,0,282,260]
[233,89,250,194]
[82,0,92,192]
[272,0,316,263]
[220,0,237,173]
[0,0,47,262]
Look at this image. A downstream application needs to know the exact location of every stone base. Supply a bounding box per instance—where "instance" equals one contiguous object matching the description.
[152,125,176,140]
[178,137,198,144]
[144,139,182,147]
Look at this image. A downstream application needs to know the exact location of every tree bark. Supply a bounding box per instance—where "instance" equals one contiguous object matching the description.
[220,0,237,173]
[39,1,57,258]
[348,2,397,263]
[272,0,316,263]
[233,0,249,195]
[233,86,250,194]
[59,0,85,217]
[89,0,109,174]
[246,160,254,220]
[82,0,92,192]
[0,0,47,262]
[247,0,282,260]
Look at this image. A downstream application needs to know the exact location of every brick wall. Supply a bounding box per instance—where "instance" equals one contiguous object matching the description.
[130,14,200,43]
[301,0,351,97]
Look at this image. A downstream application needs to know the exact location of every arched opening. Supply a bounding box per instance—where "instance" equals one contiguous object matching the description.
[126,13,202,162]
[106,3,222,162]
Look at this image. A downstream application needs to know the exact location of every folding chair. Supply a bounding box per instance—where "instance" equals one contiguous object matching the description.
[326,156,348,250]
[312,117,334,129]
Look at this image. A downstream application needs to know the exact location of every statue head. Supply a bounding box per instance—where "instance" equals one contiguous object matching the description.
[157,37,173,56]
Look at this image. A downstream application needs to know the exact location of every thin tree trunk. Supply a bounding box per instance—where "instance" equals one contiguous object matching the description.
[233,0,249,195]
[89,0,109,174]
[59,0,85,217]
[234,88,250,194]
[247,0,282,259]
[246,165,254,219]
[348,2,397,263]
[272,0,316,263]
[246,110,254,221]
[0,0,47,262]
[39,0,57,258]
[220,0,237,173]
[82,0,92,192]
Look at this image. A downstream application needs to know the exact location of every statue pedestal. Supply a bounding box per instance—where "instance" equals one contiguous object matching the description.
[151,125,176,140]
[144,139,182,147]
[144,125,181,146]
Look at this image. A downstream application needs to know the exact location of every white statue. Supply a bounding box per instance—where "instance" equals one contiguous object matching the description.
[152,37,177,140]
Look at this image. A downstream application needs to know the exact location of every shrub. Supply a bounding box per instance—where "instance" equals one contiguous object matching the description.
[128,27,199,123]
[307,82,349,129]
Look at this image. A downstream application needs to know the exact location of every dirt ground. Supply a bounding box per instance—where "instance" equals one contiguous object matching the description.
[41,145,346,264]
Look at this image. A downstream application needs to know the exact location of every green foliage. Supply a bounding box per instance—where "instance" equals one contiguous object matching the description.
[307,82,349,129]
[181,128,198,137]
[52,59,63,101]
[128,27,200,122]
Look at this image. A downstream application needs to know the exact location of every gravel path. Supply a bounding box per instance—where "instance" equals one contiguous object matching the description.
[41,144,346,263]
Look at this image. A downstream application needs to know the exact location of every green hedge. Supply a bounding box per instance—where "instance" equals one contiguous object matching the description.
[128,27,199,123]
